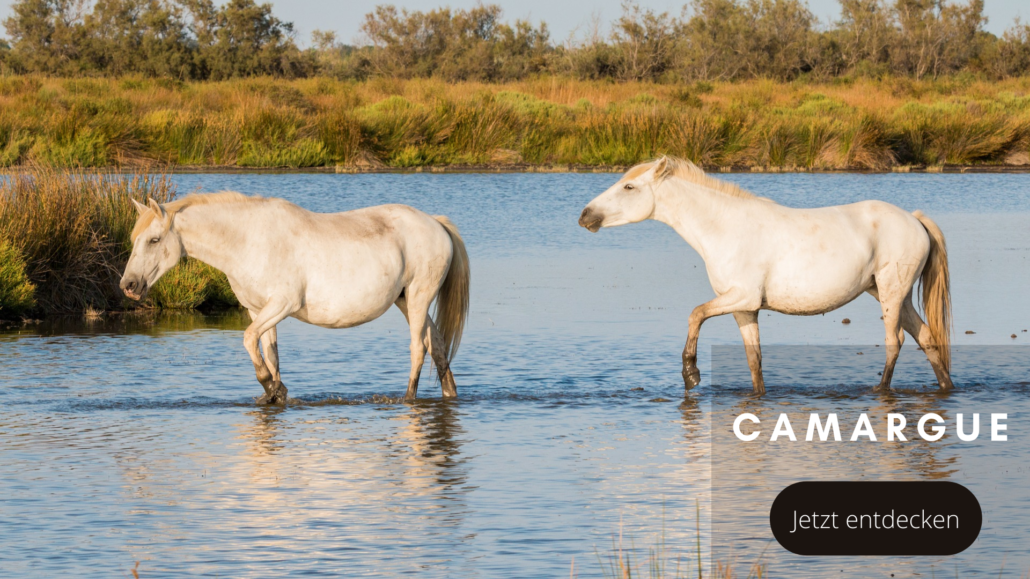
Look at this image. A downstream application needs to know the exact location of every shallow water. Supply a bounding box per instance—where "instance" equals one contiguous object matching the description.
[2,173,1029,577]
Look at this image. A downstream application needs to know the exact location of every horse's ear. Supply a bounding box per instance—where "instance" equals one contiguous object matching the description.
[653,156,671,180]
[147,198,166,219]
[131,199,147,216]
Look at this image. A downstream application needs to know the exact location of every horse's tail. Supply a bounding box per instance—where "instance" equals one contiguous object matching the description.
[913,210,951,374]
[432,215,470,364]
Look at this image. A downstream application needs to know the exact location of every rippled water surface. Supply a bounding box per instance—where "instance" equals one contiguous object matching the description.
[2,172,1029,577]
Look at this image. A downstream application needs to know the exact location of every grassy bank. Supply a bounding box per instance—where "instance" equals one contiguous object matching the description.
[0,169,238,318]
[0,76,1029,171]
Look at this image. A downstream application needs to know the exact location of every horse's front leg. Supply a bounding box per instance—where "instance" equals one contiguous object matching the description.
[682,291,761,391]
[258,326,288,404]
[245,300,295,405]
[732,311,765,395]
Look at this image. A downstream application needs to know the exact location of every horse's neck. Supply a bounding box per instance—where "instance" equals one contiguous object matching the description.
[174,205,251,280]
[652,179,752,261]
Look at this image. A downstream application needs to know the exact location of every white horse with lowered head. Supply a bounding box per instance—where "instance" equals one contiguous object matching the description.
[579,156,952,394]
[120,194,470,404]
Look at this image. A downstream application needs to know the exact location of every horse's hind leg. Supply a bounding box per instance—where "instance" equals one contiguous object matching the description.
[875,290,906,392]
[425,317,458,398]
[732,311,765,395]
[395,295,457,399]
[395,293,429,401]
[901,297,954,390]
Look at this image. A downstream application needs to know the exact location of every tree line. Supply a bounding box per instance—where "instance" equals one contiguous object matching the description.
[2,0,1029,81]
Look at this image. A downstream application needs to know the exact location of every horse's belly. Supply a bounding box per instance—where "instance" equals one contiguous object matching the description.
[763,275,870,315]
[294,283,398,328]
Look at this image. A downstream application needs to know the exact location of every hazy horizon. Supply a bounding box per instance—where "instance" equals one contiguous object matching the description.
[0,0,1025,47]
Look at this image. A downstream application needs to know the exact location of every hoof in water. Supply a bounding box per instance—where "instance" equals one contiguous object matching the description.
[682,367,701,390]
[441,370,458,398]
[257,382,289,405]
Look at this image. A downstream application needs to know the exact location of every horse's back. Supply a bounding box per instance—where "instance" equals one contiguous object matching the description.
[250,201,452,328]
[751,200,928,314]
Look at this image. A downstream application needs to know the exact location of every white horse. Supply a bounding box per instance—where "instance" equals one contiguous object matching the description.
[579,157,952,394]
[120,193,470,404]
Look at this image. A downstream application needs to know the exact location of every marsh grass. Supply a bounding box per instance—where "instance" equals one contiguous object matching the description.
[593,507,768,579]
[0,238,35,316]
[0,168,238,318]
[0,76,1026,171]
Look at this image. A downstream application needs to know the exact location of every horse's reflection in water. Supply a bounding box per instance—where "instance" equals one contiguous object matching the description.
[236,400,470,529]
[391,401,469,500]
[243,407,288,457]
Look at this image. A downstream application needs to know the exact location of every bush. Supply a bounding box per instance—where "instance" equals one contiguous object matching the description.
[0,239,35,317]
[150,258,238,310]
[0,169,238,316]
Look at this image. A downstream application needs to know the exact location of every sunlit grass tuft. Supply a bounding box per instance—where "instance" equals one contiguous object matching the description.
[0,168,239,317]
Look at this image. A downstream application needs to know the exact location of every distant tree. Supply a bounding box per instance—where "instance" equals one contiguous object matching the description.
[676,0,749,80]
[0,0,1025,81]
[890,0,985,78]
[611,1,676,81]
[360,3,550,81]
[2,0,89,74]
[834,0,895,71]
[1,0,308,78]
[82,0,195,77]
[190,0,308,79]
[974,20,1030,79]
[676,0,818,80]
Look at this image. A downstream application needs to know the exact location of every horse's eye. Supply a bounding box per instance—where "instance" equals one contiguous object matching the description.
[624,184,635,190]
[149,237,160,244]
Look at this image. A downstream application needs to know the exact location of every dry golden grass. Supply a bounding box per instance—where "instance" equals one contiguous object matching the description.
[0,75,1027,170]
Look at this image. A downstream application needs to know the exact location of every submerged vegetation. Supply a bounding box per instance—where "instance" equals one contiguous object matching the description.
[0,169,238,318]
[0,75,1027,171]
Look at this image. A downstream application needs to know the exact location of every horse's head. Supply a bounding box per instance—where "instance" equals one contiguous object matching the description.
[120,198,184,300]
[579,157,669,232]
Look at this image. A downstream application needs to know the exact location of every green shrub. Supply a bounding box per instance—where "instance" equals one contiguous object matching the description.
[0,239,36,318]
[0,169,173,314]
[150,258,238,310]
[0,169,240,316]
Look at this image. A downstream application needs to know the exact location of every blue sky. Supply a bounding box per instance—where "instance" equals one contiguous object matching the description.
[0,0,1025,45]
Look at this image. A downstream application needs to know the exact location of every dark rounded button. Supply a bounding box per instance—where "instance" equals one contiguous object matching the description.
[770,481,982,556]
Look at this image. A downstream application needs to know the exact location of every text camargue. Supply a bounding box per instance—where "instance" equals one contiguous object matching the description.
[732,413,1008,442]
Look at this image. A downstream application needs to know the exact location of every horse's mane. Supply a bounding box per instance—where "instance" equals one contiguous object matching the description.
[637,156,771,203]
[131,191,262,240]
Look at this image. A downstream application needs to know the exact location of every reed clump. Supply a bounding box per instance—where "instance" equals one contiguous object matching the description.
[0,169,239,318]
[0,76,1028,171]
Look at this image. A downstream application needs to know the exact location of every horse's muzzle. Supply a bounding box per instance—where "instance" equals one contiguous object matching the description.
[579,208,603,232]
[120,278,148,301]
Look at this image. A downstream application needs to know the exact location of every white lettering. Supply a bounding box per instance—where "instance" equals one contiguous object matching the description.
[887,414,907,442]
[806,414,841,441]
[850,413,876,441]
[771,413,797,442]
[734,413,760,441]
[918,413,946,441]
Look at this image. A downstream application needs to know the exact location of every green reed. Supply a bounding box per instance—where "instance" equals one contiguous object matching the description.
[0,168,239,318]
